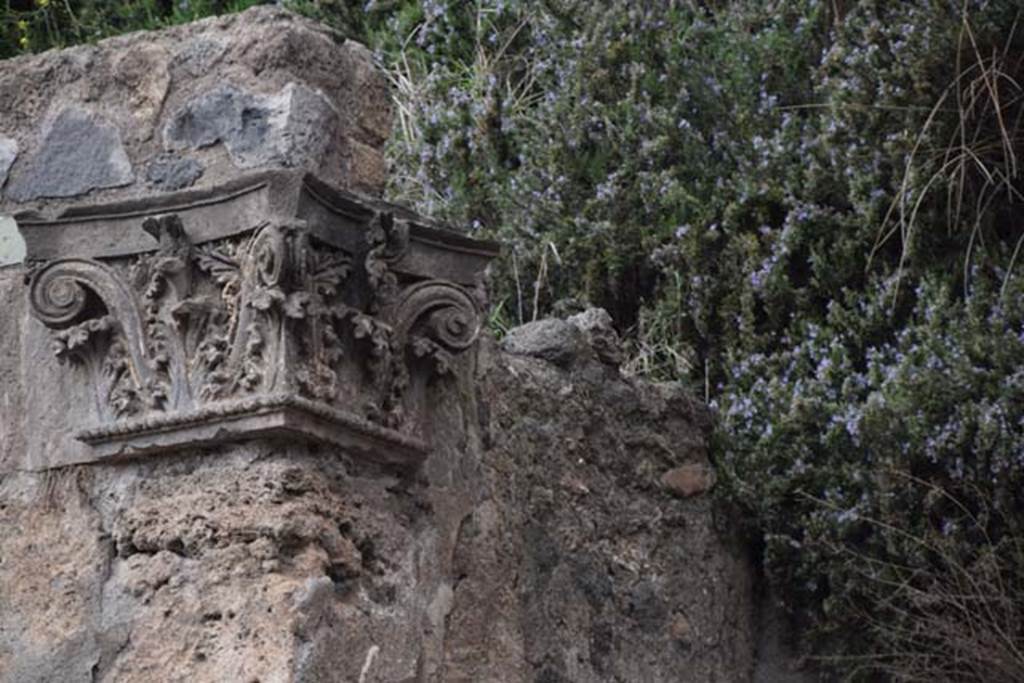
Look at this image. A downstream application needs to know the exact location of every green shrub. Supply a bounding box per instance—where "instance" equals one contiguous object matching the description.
[718,273,1024,674]
[375,1,1024,676]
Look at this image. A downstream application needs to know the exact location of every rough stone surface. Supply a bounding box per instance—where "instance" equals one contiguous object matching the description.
[0,267,26,470]
[144,154,204,190]
[451,337,756,681]
[0,218,24,266]
[0,300,761,681]
[0,137,16,190]
[661,463,718,498]
[500,317,590,367]
[0,7,392,213]
[4,108,133,202]
[568,307,624,367]
[164,82,338,171]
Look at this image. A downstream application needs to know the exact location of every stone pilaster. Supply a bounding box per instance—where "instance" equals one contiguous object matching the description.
[0,8,759,683]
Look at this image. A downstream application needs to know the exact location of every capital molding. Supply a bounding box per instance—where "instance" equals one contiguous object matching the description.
[18,171,499,466]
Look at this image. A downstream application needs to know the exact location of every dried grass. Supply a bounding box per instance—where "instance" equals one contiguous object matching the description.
[808,472,1024,682]
[872,3,1024,304]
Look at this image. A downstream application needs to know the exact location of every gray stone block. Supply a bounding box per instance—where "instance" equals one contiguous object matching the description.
[501,318,589,367]
[145,155,204,190]
[164,84,248,150]
[568,307,624,367]
[5,108,133,202]
[164,83,338,171]
[0,136,17,189]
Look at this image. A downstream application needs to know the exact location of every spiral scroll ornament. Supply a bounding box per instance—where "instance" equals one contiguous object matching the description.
[28,259,101,328]
[392,280,481,352]
[251,224,288,288]
[28,257,156,386]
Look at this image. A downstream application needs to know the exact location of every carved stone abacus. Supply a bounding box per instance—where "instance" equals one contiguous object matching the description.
[17,172,499,466]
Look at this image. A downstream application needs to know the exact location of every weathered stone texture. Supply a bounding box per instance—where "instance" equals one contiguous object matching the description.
[0,10,767,681]
[500,317,590,368]
[163,83,339,171]
[13,172,496,470]
[567,307,624,367]
[0,267,25,470]
[0,305,758,681]
[456,335,754,682]
[0,137,16,190]
[0,7,391,212]
[4,107,134,201]
[144,154,204,191]
[0,470,111,683]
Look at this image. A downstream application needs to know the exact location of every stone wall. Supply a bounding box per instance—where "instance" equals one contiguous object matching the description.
[0,8,763,682]
[0,289,757,681]
[0,7,391,216]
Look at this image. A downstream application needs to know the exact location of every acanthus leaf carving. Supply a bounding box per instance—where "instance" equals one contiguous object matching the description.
[365,211,409,313]
[24,180,495,464]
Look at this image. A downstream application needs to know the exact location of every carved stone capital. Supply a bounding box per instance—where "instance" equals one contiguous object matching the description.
[18,171,499,466]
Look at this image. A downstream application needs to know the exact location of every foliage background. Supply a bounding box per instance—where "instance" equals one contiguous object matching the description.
[4,0,1024,679]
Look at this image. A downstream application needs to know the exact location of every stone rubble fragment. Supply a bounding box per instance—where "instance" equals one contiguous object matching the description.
[145,154,205,191]
[501,307,626,369]
[163,82,338,171]
[500,317,590,367]
[5,108,133,202]
[568,307,624,367]
[661,463,718,498]
[0,136,17,190]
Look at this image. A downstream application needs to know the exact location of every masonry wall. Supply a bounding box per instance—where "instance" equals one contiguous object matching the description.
[0,258,759,681]
[0,7,391,217]
[0,9,761,682]
[0,283,757,681]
